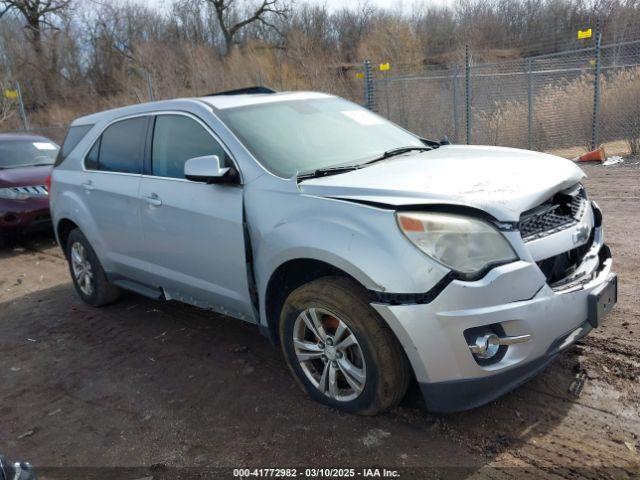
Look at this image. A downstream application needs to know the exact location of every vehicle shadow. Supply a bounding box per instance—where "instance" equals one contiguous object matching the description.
[0,284,581,476]
[0,228,56,259]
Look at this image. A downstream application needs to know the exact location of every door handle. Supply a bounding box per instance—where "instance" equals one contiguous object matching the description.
[81,181,94,191]
[143,193,162,207]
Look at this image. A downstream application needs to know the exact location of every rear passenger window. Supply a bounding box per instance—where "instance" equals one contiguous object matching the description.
[84,117,147,173]
[152,115,227,179]
[98,117,147,173]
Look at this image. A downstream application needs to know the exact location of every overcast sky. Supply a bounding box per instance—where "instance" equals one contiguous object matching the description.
[291,0,410,11]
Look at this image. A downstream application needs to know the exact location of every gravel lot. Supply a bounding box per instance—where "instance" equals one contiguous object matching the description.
[1,164,639,479]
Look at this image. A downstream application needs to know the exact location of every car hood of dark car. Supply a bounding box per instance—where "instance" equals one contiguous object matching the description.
[0,165,53,188]
[298,145,585,222]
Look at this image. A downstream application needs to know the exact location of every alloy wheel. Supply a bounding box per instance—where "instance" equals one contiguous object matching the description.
[292,307,366,402]
[70,242,94,296]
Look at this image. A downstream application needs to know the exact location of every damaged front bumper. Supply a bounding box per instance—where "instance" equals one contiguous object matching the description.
[372,203,615,413]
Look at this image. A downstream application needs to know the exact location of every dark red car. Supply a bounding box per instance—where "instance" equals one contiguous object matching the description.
[0,133,59,235]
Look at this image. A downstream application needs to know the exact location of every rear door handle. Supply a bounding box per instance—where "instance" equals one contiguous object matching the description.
[143,193,162,207]
[81,181,94,191]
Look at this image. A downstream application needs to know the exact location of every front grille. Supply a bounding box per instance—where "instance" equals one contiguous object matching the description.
[519,185,587,241]
[7,185,48,197]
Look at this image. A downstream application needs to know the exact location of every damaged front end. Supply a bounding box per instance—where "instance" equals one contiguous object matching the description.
[519,184,612,294]
[369,181,617,412]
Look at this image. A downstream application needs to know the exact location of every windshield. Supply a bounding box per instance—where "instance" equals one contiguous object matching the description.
[0,139,59,169]
[218,97,424,177]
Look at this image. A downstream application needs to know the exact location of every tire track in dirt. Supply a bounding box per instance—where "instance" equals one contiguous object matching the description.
[1,166,640,475]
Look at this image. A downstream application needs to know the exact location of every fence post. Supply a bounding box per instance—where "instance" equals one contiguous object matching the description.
[527,59,533,150]
[452,67,459,143]
[146,71,155,102]
[465,45,472,144]
[384,74,391,119]
[363,59,375,111]
[15,81,29,132]
[590,23,602,151]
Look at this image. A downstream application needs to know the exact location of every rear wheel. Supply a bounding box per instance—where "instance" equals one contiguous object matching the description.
[66,229,120,306]
[279,276,410,415]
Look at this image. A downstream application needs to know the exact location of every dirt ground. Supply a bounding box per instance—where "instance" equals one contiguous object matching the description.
[1,164,639,479]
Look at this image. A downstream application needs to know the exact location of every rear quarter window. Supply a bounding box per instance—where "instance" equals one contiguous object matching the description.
[54,124,94,167]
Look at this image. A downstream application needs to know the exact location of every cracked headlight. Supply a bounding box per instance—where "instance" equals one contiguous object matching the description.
[0,188,30,200]
[396,212,518,278]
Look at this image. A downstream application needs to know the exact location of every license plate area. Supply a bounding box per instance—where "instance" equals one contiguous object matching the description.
[588,274,617,328]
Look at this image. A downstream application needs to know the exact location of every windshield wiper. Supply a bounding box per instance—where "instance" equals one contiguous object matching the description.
[297,164,361,180]
[297,145,436,181]
[363,146,433,166]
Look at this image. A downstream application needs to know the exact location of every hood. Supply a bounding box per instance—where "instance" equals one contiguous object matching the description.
[298,145,584,222]
[0,165,52,188]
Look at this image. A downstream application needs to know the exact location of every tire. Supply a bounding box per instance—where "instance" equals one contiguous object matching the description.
[66,228,120,307]
[279,276,410,415]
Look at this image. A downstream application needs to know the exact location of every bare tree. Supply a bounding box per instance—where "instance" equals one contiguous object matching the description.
[0,1,71,106]
[0,0,71,56]
[205,0,289,53]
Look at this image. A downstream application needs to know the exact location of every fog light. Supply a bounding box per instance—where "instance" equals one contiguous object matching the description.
[467,328,532,366]
[471,333,501,359]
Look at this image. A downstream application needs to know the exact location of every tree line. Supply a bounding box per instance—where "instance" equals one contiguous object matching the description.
[1,0,639,130]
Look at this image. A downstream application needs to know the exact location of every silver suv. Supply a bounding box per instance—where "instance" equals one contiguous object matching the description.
[50,88,617,415]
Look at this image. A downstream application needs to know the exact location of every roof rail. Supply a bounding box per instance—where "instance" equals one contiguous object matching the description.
[206,86,277,96]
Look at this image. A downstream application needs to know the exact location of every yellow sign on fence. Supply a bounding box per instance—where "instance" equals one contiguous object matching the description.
[355,72,365,79]
[379,62,391,71]
[578,28,592,39]
[3,89,18,100]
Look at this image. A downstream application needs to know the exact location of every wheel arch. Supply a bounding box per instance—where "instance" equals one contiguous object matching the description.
[263,258,369,345]
[51,188,109,267]
[56,217,80,257]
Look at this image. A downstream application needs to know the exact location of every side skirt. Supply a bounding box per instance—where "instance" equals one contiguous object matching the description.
[111,277,165,300]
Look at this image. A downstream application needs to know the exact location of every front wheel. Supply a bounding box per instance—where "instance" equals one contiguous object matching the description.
[279,276,410,415]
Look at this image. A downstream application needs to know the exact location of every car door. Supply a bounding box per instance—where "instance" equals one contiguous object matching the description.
[81,115,147,279]
[138,112,255,322]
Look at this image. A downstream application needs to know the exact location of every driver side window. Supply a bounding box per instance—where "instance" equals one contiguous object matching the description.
[151,115,227,179]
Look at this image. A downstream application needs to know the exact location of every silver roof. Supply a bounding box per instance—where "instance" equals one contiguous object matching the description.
[199,91,333,109]
[71,91,334,126]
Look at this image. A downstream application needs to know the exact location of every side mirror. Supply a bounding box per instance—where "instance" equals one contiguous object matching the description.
[184,155,237,184]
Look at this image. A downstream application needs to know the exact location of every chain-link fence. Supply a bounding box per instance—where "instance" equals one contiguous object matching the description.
[369,37,640,159]
[2,35,640,159]
[0,60,359,145]
[0,73,157,144]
